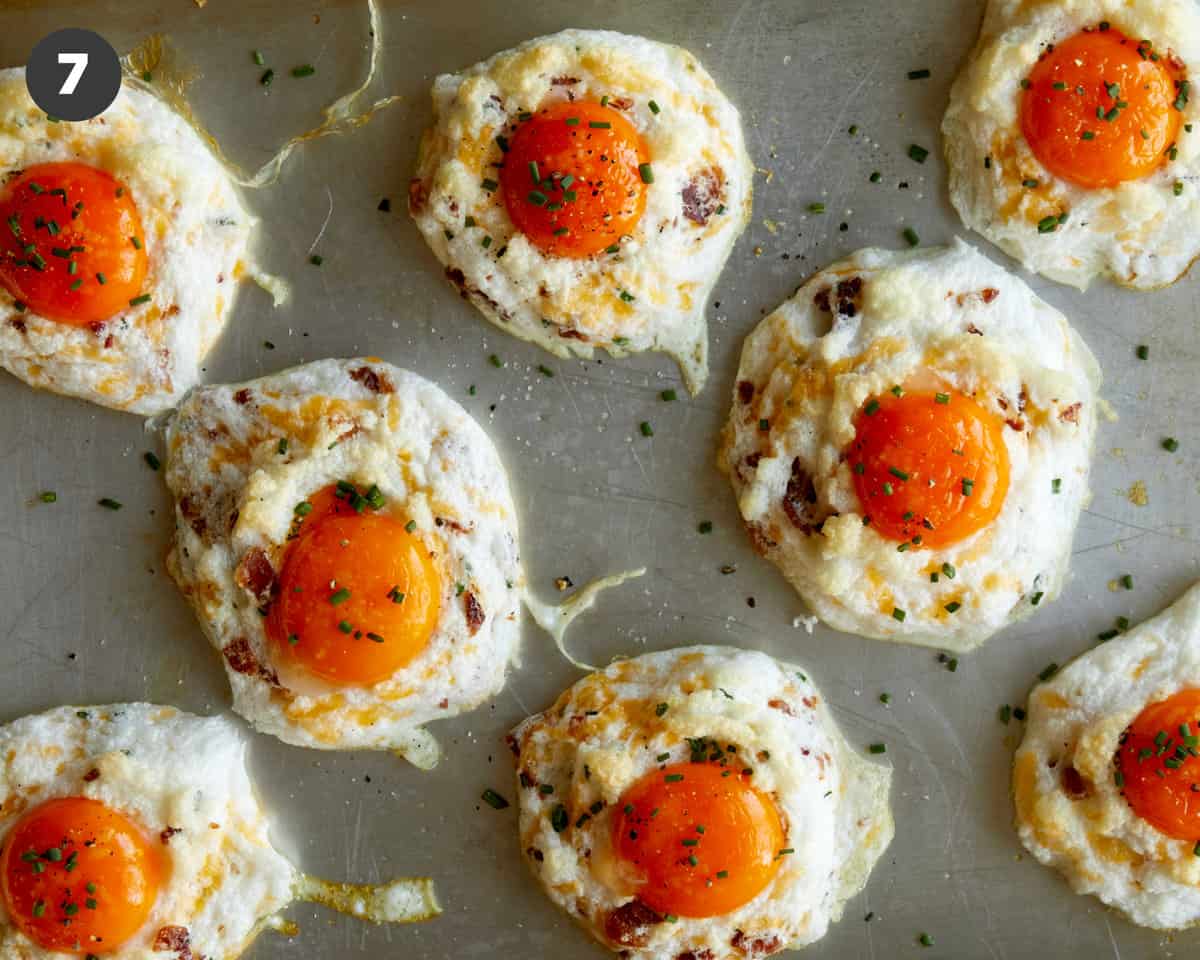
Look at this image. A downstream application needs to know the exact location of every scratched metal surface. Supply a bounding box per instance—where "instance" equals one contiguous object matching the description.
[0,0,1197,957]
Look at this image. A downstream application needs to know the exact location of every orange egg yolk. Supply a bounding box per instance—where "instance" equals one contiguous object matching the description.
[848,389,1010,549]
[611,762,786,918]
[0,163,148,326]
[266,483,441,686]
[1117,689,1200,840]
[0,796,163,954]
[1020,27,1186,189]
[499,101,649,258]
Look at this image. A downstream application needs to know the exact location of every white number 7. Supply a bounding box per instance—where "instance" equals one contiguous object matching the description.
[57,52,88,95]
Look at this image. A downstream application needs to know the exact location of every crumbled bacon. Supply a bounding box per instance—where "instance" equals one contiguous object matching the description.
[737,380,755,404]
[408,177,428,214]
[9,317,25,334]
[1061,764,1088,798]
[464,591,485,635]
[782,458,823,533]
[550,75,580,85]
[435,516,472,534]
[152,925,193,959]
[235,548,276,605]
[1059,402,1082,424]
[966,323,984,336]
[681,167,725,225]
[82,768,100,782]
[606,96,634,111]
[222,639,279,686]
[731,931,784,957]
[604,900,662,947]
[160,826,182,844]
[558,327,587,341]
[767,698,796,717]
[178,494,207,538]
[350,365,395,394]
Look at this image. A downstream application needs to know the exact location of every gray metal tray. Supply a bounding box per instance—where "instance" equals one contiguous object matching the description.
[0,1,1196,957]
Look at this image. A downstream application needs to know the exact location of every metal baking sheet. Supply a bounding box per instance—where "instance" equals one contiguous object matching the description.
[0,1,1197,957]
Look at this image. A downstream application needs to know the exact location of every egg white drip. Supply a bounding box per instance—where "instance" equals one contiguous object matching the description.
[411,29,754,394]
[0,68,253,414]
[0,705,295,959]
[722,241,1101,652]
[1015,583,1200,929]
[944,0,1200,290]
[165,359,522,759]
[512,647,893,959]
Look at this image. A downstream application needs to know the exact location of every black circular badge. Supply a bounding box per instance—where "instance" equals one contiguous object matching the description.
[26,28,122,122]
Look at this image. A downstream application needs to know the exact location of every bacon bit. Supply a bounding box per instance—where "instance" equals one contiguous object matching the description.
[782,458,824,533]
[1006,418,1025,432]
[1018,388,1028,412]
[437,697,449,709]
[519,770,536,789]
[232,388,253,405]
[160,826,182,844]
[550,75,580,86]
[435,516,472,534]
[558,327,588,341]
[504,732,521,757]
[152,925,193,959]
[9,317,25,334]
[681,167,725,225]
[835,276,863,317]
[444,266,515,323]
[1061,764,1088,798]
[745,521,779,554]
[604,899,663,947]
[737,380,755,404]
[731,930,784,958]
[997,397,1008,411]
[527,845,544,862]
[349,365,395,394]
[235,548,276,605]
[606,96,634,111]
[744,452,763,470]
[1059,402,1082,424]
[678,952,716,960]
[767,698,796,717]
[222,638,279,686]
[103,334,115,349]
[178,495,207,538]
[408,177,428,214]
[464,591,485,635]
[88,320,106,337]
[956,287,1000,307]
[82,768,100,782]
[814,288,832,313]
[802,695,818,709]
[965,323,984,336]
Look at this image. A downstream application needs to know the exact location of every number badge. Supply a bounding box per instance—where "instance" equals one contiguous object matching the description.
[26,28,122,122]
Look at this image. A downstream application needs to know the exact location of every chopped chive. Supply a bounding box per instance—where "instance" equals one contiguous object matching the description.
[961,478,974,496]
[999,704,1012,724]
[589,120,611,129]
[527,190,547,206]
[481,789,509,810]
[639,421,654,437]
[294,501,313,516]
[1022,178,1039,188]
[1030,591,1044,606]
[638,162,654,184]
[1051,477,1062,494]
[252,49,265,66]
[698,521,713,534]
[1081,131,1096,140]
[96,272,106,285]
[1136,344,1149,360]
[564,117,579,126]
[865,399,880,416]
[907,68,931,80]
[291,64,316,78]
[1037,215,1060,233]
[648,99,661,114]
[1038,663,1059,682]
[888,466,910,481]
[537,363,554,377]
[481,178,498,192]
[1163,437,1180,452]
[868,743,887,754]
[489,354,503,368]
[38,491,56,503]
[942,562,956,580]
[919,933,934,947]
[97,498,122,510]
[329,587,351,606]
[807,202,826,214]
[528,160,540,184]
[944,601,961,613]
[908,144,929,163]
[935,392,950,404]
[660,389,677,402]
[143,451,161,471]
[870,171,882,183]
[1121,574,1134,590]
[892,607,906,622]
[903,227,920,247]
[309,254,324,266]
[655,702,669,717]
[551,804,568,832]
